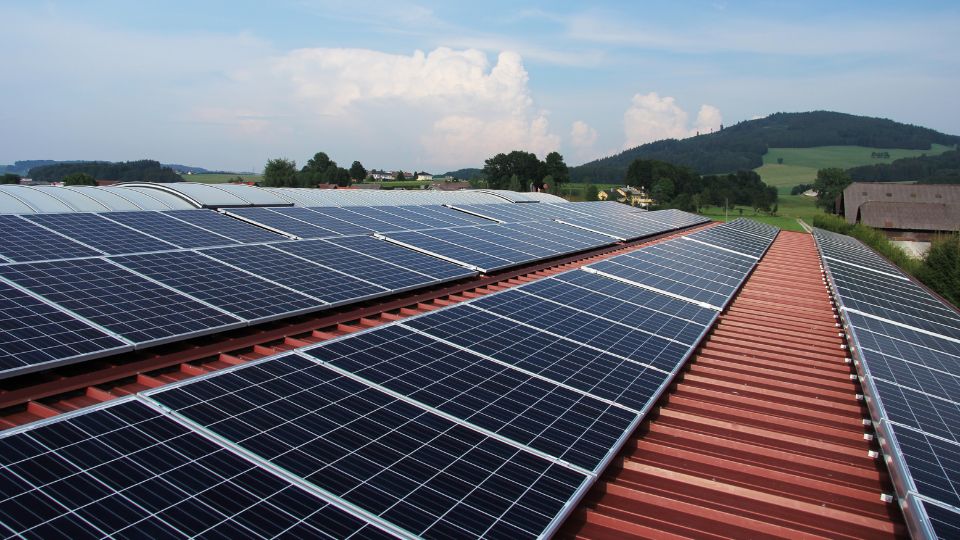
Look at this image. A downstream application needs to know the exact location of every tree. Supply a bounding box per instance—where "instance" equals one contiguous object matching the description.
[349,161,367,182]
[482,151,544,190]
[1,173,20,184]
[332,167,351,187]
[508,174,523,192]
[543,152,569,190]
[63,172,97,186]
[395,170,406,181]
[917,234,959,307]
[651,177,675,205]
[813,167,852,213]
[262,158,298,187]
[584,184,599,201]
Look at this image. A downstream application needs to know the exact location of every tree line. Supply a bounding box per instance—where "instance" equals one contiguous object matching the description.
[261,153,367,188]
[480,151,569,193]
[847,149,960,184]
[28,160,182,183]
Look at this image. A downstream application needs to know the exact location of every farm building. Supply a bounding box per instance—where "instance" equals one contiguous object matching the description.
[0,182,956,539]
[844,182,960,233]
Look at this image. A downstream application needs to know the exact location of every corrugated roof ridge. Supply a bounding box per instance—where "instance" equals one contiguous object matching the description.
[562,230,908,540]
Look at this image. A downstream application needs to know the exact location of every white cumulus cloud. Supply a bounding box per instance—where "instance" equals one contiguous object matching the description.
[570,120,598,149]
[623,92,722,149]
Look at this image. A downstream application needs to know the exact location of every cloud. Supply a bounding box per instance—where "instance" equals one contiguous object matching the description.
[271,47,559,168]
[570,120,598,148]
[623,92,721,148]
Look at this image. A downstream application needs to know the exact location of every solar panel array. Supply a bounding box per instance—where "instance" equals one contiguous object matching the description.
[813,228,960,538]
[0,216,778,539]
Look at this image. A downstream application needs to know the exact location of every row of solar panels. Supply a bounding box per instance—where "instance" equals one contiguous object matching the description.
[0,204,708,379]
[0,219,778,539]
[813,228,960,539]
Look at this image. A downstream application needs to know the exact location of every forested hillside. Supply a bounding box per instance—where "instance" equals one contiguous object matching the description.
[28,160,183,183]
[847,150,960,183]
[571,111,960,182]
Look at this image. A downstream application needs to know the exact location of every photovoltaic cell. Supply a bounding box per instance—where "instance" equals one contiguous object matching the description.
[873,379,960,444]
[325,236,475,281]
[404,304,671,411]
[100,211,239,249]
[111,251,320,323]
[226,208,339,239]
[306,207,395,232]
[200,244,389,305]
[468,290,691,372]
[684,226,770,258]
[271,207,371,235]
[921,500,960,539]
[303,325,638,471]
[149,354,588,539]
[888,423,960,508]
[0,215,101,262]
[0,400,389,539]
[0,258,241,345]
[519,276,709,346]
[272,239,439,291]
[162,210,285,244]
[23,213,177,255]
[380,230,516,271]
[0,280,130,378]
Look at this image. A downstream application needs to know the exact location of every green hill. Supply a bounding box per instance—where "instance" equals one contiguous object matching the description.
[570,111,960,183]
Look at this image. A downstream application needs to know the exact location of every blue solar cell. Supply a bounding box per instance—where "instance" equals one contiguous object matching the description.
[100,211,239,248]
[340,207,427,231]
[378,230,512,272]
[0,215,102,262]
[200,243,390,305]
[162,209,285,244]
[685,226,769,258]
[922,500,960,539]
[519,276,710,345]
[0,280,130,378]
[111,251,320,323]
[325,236,475,281]
[304,325,638,472]
[889,424,960,508]
[272,239,439,290]
[873,379,960,444]
[23,213,176,255]
[272,207,371,235]
[307,207,396,231]
[0,400,388,539]
[0,259,241,345]
[404,304,671,411]
[469,290,692,373]
[150,354,589,539]
[588,259,731,308]
[227,208,339,239]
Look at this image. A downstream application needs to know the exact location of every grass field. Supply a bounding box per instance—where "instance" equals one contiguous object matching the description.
[756,143,954,194]
[185,173,262,184]
[698,193,823,232]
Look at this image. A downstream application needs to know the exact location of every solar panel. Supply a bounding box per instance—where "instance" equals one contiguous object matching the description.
[504,221,617,251]
[378,230,513,272]
[555,213,666,241]
[551,270,719,326]
[162,209,285,244]
[111,251,321,323]
[303,325,638,472]
[200,244,390,305]
[814,228,960,537]
[0,399,391,539]
[391,205,491,227]
[0,215,102,262]
[325,236,476,281]
[586,258,732,309]
[224,208,339,239]
[100,211,240,248]
[23,213,177,255]
[448,203,570,224]
[722,217,780,240]
[272,207,371,235]
[684,226,771,259]
[827,262,960,340]
[404,304,672,411]
[468,290,693,373]
[639,209,711,229]
[272,239,442,291]
[0,280,131,378]
[339,206,428,231]
[0,258,242,346]
[307,207,397,231]
[519,275,711,346]
[148,354,590,539]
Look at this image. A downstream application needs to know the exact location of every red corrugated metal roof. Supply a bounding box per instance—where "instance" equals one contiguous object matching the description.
[561,230,908,539]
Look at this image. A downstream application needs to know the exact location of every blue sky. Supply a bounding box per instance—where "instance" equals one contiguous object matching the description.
[2,1,958,173]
